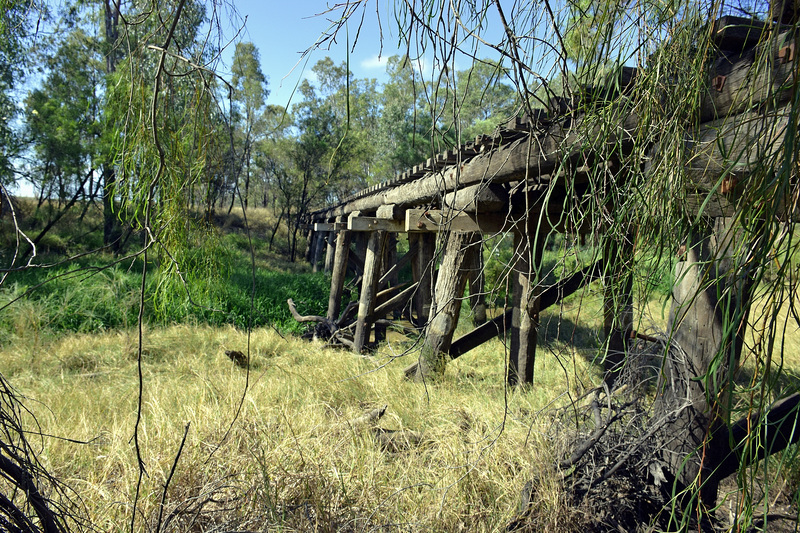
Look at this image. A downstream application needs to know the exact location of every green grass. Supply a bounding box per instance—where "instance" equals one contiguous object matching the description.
[0,202,336,339]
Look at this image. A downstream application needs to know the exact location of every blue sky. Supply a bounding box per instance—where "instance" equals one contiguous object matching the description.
[221,1,404,109]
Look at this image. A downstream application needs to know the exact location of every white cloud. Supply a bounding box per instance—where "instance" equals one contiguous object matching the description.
[360,54,388,70]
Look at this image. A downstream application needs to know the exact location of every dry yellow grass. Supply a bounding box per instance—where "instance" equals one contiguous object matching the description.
[1,320,602,532]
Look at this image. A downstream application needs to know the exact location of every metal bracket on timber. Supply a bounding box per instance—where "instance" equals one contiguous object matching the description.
[406,209,509,234]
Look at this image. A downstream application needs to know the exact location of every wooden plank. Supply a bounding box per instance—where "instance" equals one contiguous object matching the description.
[700,29,796,122]
[443,183,509,213]
[314,222,346,231]
[376,203,402,219]
[367,281,419,323]
[684,104,792,185]
[712,16,770,51]
[349,216,405,232]
[405,209,509,233]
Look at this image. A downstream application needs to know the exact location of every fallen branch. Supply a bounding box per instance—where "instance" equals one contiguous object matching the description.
[335,405,388,433]
[287,298,326,323]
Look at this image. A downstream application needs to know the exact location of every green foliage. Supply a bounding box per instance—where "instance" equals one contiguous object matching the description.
[0,232,331,338]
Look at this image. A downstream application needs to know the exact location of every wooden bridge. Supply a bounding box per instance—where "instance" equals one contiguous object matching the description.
[295,16,797,387]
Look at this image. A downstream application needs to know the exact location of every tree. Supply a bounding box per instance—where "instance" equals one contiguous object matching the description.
[375,56,436,177]
[230,41,268,210]
[0,0,36,187]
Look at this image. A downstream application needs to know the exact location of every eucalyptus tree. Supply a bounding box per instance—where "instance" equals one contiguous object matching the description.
[0,0,38,188]
[280,58,374,261]
[452,60,518,140]
[375,55,437,177]
[229,41,268,210]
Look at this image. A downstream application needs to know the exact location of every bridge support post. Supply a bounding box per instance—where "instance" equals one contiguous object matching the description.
[354,230,388,353]
[409,233,435,327]
[602,233,634,383]
[508,228,546,386]
[657,216,756,507]
[323,229,336,274]
[374,233,397,343]
[414,232,478,381]
[311,228,326,273]
[327,217,351,321]
[466,242,487,326]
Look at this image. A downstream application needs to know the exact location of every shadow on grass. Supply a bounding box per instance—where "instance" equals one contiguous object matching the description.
[539,312,601,360]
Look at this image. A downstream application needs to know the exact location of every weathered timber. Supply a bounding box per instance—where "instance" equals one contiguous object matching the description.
[384,233,400,319]
[414,232,478,381]
[354,231,388,353]
[685,104,792,186]
[314,222,346,231]
[403,260,603,378]
[406,208,509,234]
[347,251,364,277]
[349,216,405,232]
[443,183,509,213]
[311,229,326,273]
[332,112,638,216]
[367,281,419,323]
[465,240,487,326]
[287,298,325,323]
[323,232,335,274]
[373,236,394,343]
[711,16,771,52]
[715,392,800,480]
[379,246,416,290]
[509,228,547,386]
[409,232,435,326]
[700,29,797,123]
[656,217,757,506]
[352,231,368,273]
[327,219,352,321]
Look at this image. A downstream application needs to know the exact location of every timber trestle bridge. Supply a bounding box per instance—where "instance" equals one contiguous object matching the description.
[292,15,798,386]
